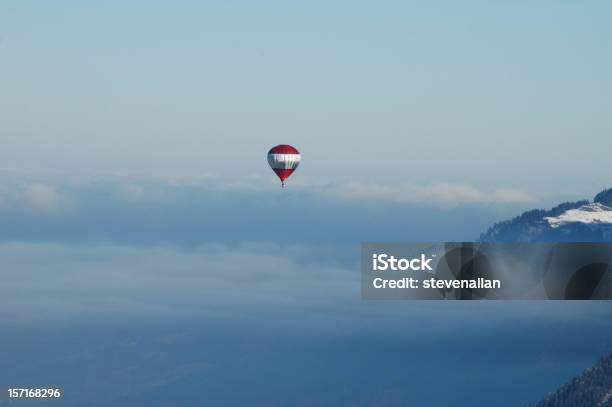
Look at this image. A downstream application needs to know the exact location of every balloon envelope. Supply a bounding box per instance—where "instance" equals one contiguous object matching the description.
[267,144,300,186]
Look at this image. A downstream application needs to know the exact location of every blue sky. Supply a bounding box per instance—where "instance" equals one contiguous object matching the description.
[1,1,611,199]
[1,2,612,406]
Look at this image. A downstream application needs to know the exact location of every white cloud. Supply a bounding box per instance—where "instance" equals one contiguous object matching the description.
[324,182,537,205]
[0,171,539,208]
[115,183,168,203]
[23,183,72,211]
[154,173,537,205]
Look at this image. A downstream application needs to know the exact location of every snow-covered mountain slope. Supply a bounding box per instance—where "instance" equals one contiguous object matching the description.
[545,202,612,228]
[480,188,612,242]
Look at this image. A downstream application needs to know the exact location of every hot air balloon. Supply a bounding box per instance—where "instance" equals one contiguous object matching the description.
[267,144,300,187]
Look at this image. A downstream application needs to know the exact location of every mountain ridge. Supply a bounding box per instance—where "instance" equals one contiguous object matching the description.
[529,352,612,407]
[480,189,612,242]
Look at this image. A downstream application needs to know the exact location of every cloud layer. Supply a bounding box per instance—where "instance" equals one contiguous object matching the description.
[0,174,537,215]
[0,175,532,247]
[0,242,356,324]
[1,241,610,326]
[324,182,537,205]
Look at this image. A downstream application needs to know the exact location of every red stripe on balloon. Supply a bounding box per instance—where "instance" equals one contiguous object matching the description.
[273,168,295,181]
[269,144,299,154]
